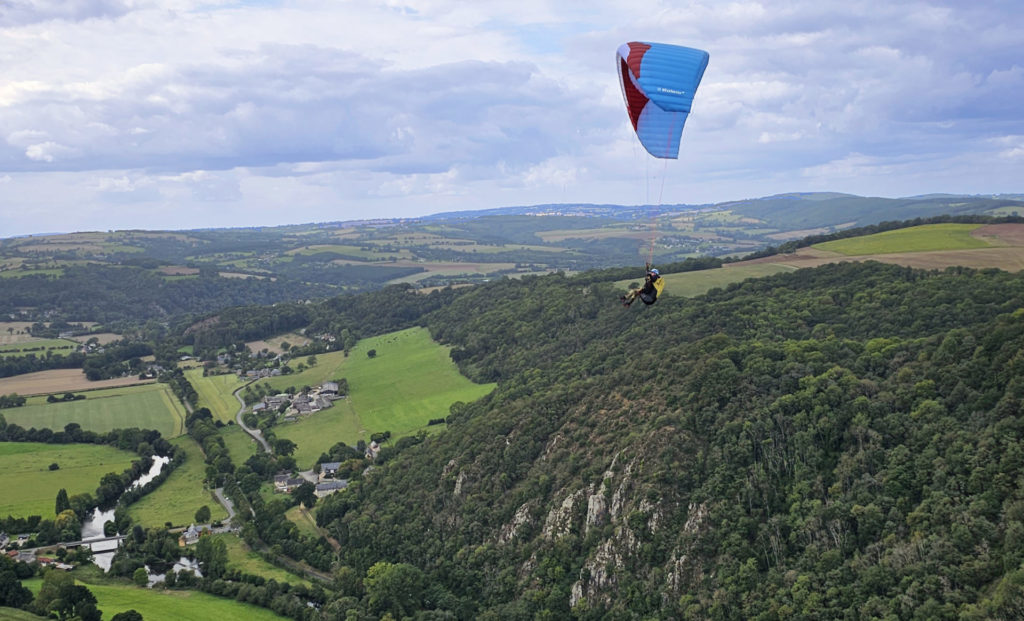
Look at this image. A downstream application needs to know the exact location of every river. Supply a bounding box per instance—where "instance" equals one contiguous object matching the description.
[79,454,170,570]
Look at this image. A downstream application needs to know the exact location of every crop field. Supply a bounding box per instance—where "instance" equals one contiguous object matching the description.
[814,223,989,255]
[613,263,796,299]
[22,576,289,621]
[0,369,154,397]
[276,327,494,468]
[3,383,187,438]
[186,369,246,423]
[127,435,227,528]
[0,443,137,518]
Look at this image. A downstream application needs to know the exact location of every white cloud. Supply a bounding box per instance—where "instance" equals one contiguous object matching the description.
[0,0,1022,237]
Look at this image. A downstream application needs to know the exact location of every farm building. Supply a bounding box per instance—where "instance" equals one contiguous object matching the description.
[315,480,348,498]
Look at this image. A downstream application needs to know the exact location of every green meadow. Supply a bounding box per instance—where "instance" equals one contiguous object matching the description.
[4,383,187,438]
[220,423,263,464]
[0,606,43,620]
[214,534,313,587]
[187,369,246,423]
[0,443,137,518]
[127,435,227,528]
[22,576,289,621]
[253,351,347,394]
[615,263,795,299]
[275,327,495,468]
[813,223,990,255]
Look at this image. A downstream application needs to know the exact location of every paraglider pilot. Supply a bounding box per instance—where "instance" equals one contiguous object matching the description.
[622,263,664,306]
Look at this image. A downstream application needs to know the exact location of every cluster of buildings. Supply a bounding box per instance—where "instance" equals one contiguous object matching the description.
[252,382,344,422]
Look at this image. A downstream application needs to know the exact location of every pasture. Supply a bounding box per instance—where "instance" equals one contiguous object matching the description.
[0,369,154,397]
[127,435,227,528]
[22,576,289,621]
[813,223,989,255]
[275,327,495,468]
[220,423,262,464]
[3,383,187,438]
[246,332,311,356]
[186,369,246,423]
[0,443,137,518]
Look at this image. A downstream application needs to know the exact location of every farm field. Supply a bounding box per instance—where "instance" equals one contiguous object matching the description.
[0,443,137,518]
[614,263,796,299]
[0,369,154,397]
[814,223,989,255]
[273,327,494,469]
[22,575,289,621]
[3,383,187,438]
[246,333,310,356]
[186,369,246,423]
[127,435,227,528]
[732,223,1024,273]
[0,338,78,356]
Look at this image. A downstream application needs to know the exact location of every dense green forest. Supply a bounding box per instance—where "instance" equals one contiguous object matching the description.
[297,262,1024,619]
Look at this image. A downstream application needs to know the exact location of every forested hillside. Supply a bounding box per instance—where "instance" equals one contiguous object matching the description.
[310,262,1024,619]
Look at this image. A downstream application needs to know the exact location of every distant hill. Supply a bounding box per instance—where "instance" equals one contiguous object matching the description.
[2,192,1022,328]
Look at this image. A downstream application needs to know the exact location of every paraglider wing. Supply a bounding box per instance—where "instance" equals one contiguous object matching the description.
[617,42,709,159]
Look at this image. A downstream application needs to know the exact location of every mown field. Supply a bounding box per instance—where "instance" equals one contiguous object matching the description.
[0,443,137,518]
[186,370,246,423]
[127,435,227,528]
[274,327,495,468]
[0,369,154,398]
[813,223,989,255]
[3,383,187,438]
[22,575,289,621]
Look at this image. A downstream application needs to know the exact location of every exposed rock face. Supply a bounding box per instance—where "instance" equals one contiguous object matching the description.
[499,503,534,544]
[542,489,585,540]
[453,471,467,497]
[665,502,710,596]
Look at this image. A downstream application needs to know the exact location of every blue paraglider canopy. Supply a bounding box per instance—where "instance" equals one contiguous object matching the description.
[617,42,710,159]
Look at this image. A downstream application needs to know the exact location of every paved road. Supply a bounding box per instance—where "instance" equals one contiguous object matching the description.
[233,383,271,453]
[213,487,237,522]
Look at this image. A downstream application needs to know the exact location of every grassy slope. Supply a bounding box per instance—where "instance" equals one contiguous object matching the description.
[187,369,246,423]
[214,534,313,587]
[126,435,227,528]
[4,383,186,438]
[0,443,137,518]
[813,223,990,255]
[275,327,495,469]
[21,577,288,621]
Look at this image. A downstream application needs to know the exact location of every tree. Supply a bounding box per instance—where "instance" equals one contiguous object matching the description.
[55,488,70,515]
[111,611,144,621]
[274,438,297,457]
[133,567,149,587]
[364,561,425,618]
[0,569,33,609]
[194,505,211,524]
[293,482,317,509]
[367,349,377,358]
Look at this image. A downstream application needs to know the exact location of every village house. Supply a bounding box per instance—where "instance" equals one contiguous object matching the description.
[178,524,207,547]
[273,474,306,493]
[319,461,342,480]
[314,479,348,498]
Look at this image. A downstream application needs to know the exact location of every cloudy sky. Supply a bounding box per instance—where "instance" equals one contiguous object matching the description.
[1,0,1022,237]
